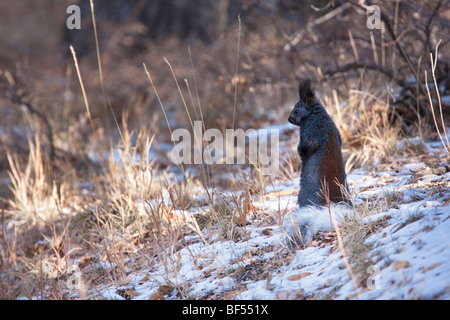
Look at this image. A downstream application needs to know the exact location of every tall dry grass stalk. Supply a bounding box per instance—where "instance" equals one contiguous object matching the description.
[89,0,117,144]
[232,15,242,130]
[327,206,361,299]
[70,46,94,131]
[425,40,448,153]
[323,181,360,299]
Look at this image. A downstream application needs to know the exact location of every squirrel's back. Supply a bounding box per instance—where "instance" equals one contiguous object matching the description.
[288,80,350,207]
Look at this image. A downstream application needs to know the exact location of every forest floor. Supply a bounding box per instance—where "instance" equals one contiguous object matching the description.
[84,128,450,300]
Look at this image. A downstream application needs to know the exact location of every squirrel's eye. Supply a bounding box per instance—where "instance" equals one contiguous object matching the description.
[294,109,300,114]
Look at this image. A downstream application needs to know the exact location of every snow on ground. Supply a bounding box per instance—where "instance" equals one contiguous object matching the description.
[93,135,449,300]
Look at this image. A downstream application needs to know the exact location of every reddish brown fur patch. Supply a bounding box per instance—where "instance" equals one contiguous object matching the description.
[318,138,346,202]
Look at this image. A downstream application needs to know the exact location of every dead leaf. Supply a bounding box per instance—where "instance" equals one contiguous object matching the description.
[149,284,174,300]
[421,263,442,273]
[286,272,312,281]
[27,241,50,255]
[116,288,139,300]
[264,188,299,200]
[393,261,410,270]
[78,256,94,268]
[380,173,392,183]
[310,240,319,247]
[138,274,149,285]
[149,293,165,300]
[275,289,305,300]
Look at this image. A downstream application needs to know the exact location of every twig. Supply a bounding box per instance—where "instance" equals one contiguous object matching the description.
[425,0,442,54]
[284,2,352,51]
[323,61,403,85]
[1,72,56,163]
[311,1,332,12]
[348,30,359,61]
[351,1,427,97]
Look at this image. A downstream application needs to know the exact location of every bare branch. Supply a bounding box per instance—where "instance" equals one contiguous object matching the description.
[284,2,352,51]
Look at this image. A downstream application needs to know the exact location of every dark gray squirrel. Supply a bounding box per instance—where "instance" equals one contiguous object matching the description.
[283,80,352,248]
[288,79,351,207]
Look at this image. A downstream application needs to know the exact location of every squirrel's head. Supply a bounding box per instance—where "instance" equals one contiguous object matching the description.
[288,79,316,126]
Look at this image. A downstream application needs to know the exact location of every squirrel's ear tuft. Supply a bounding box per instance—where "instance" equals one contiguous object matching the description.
[298,79,315,104]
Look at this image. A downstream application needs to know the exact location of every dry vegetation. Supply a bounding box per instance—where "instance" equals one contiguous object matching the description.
[0,0,449,299]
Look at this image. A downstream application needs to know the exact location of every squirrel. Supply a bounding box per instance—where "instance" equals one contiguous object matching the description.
[288,79,351,207]
[283,80,352,249]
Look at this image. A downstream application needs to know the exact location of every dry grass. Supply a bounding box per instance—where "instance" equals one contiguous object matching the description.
[323,87,403,173]
[1,64,443,300]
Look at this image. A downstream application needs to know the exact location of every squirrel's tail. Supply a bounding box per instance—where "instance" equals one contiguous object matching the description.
[282,204,353,250]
